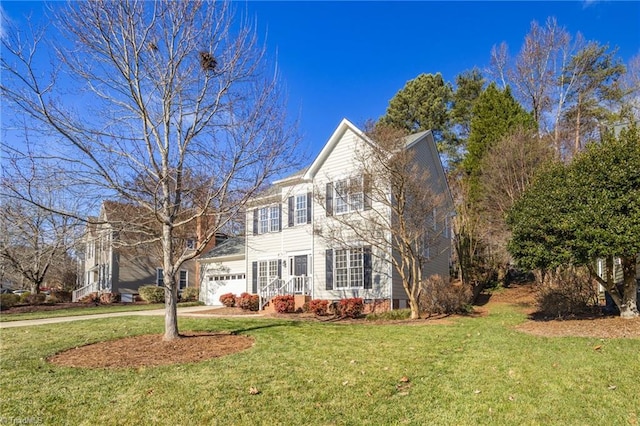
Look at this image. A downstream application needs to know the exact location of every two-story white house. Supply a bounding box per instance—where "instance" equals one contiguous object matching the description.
[199,119,453,311]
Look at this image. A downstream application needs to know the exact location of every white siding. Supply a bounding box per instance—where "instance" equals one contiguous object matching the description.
[246,182,314,293]
[200,258,247,305]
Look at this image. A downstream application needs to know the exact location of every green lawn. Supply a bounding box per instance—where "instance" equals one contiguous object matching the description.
[1,305,638,425]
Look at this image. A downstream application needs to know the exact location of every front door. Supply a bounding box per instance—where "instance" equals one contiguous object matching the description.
[294,255,308,276]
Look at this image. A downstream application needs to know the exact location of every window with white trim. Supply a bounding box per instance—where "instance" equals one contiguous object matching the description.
[258,260,279,289]
[334,247,363,289]
[295,194,307,225]
[270,206,279,231]
[259,207,269,234]
[335,176,363,214]
[258,206,280,234]
[179,270,188,289]
[156,268,188,288]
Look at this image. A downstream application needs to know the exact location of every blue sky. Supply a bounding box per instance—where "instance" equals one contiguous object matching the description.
[3,1,639,158]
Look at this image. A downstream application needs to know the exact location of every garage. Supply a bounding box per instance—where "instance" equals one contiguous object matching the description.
[198,237,247,306]
[201,273,247,306]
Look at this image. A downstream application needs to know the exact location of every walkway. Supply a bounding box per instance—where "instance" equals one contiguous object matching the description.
[0,305,227,329]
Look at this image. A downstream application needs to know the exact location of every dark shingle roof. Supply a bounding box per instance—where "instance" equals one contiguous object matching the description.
[200,237,245,259]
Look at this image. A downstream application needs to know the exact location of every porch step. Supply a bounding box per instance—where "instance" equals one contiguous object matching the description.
[262,295,311,313]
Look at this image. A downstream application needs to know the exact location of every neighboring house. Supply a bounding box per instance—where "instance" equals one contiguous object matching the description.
[74,201,197,301]
[595,256,640,310]
[199,118,453,310]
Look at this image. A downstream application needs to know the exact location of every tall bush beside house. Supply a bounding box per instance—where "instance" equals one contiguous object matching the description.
[419,275,472,315]
[181,287,198,302]
[138,285,165,304]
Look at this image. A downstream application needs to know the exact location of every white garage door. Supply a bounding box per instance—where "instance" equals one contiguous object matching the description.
[201,274,246,306]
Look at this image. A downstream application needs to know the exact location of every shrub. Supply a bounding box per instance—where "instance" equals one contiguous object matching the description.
[272,295,295,313]
[24,293,47,305]
[337,298,364,318]
[536,268,599,318]
[47,295,60,304]
[138,285,165,304]
[100,292,120,304]
[419,275,472,315]
[0,294,19,310]
[304,299,329,316]
[219,292,236,307]
[51,290,72,302]
[366,308,411,321]
[181,287,199,302]
[18,292,32,303]
[79,292,100,304]
[237,292,259,311]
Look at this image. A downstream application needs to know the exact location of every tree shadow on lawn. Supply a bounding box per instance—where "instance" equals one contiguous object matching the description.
[48,322,303,369]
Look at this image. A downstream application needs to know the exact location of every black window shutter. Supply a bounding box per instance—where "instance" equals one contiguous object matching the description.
[363,174,372,210]
[363,246,373,289]
[278,259,282,279]
[278,204,283,231]
[252,209,258,235]
[252,261,258,293]
[325,249,333,290]
[288,196,294,227]
[326,183,333,216]
[306,192,312,223]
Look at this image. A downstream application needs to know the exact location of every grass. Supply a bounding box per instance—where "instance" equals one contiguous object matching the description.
[0,302,200,322]
[1,304,638,425]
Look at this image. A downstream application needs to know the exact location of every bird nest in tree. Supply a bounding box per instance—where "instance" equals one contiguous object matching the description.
[199,51,217,72]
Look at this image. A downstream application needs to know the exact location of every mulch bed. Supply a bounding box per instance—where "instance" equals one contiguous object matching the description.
[48,332,254,368]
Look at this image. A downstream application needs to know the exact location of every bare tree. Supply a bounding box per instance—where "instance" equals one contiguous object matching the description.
[0,162,82,294]
[620,54,640,120]
[490,18,585,155]
[1,1,299,340]
[315,123,451,319]
[478,126,555,275]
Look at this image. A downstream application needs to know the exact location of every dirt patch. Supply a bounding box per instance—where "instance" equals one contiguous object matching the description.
[483,283,640,339]
[516,316,640,339]
[198,307,261,316]
[49,332,254,368]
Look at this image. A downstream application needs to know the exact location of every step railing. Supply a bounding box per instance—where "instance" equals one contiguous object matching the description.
[72,282,100,302]
[259,276,312,310]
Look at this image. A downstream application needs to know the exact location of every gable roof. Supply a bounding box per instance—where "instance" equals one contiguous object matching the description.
[303,119,369,181]
[303,119,435,181]
[199,237,245,260]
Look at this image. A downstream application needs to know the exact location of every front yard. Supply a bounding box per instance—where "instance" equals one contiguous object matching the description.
[1,294,639,425]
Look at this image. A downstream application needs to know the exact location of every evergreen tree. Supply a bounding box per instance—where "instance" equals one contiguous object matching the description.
[462,83,536,201]
[380,73,455,160]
